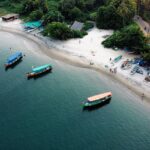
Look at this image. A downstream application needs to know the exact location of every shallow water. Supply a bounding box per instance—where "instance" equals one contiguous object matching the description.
[0,32,150,150]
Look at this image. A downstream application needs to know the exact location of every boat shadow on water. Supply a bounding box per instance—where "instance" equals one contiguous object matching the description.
[5,59,23,71]
[82,99,111,112]
[27,70,52,80]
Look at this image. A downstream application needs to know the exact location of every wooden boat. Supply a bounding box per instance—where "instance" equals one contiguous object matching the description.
[113,55,122,63]
[83,92,112,107]
[5,52,23,68]
[26,64,52,78]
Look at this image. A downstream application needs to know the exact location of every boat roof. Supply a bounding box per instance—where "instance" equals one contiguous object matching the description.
[23,21,42,29]
[7,52,22,62]
[87,92,112,102]
[2,13,19,19]
[32,64,51,72]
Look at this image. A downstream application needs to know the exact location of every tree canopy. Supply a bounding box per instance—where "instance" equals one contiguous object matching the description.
[96,0,136,29]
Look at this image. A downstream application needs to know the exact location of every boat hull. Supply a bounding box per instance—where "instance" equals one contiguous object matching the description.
[83,97,111,108]
[5,56,23,69]
[27,66,52,79]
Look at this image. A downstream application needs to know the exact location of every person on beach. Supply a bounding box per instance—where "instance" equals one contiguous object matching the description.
[141,93,144,100]
[110,58,111,61]
[114,67,117,74]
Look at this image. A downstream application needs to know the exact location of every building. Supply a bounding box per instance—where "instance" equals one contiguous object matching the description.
[2,14,19,22]
[134,15,150,37]
[71,21,84,31]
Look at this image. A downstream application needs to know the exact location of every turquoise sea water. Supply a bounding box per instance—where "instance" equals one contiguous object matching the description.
[0,32,150,150]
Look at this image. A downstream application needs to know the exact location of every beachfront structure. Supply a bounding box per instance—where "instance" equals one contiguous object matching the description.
[2,14,19,22]
[134,15,150,37]
[71,21,84,31]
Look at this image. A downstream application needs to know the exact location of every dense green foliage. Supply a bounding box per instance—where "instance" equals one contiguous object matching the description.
[43,22,72,40]
[43,22,87,40]
[102,23,150,60]
[83,21,95,31]
[96,0,136,29]
[42,11,64,25]
[137,0,150,21]
[0,0,149,60]
[59,0,105,21]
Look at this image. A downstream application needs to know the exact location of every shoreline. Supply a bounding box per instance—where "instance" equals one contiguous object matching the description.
[0,27,150,102]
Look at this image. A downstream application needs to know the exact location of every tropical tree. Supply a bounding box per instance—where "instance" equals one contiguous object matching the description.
[43,11,64,25]
[117,0,136,26]
[43,22,73,40]
[102,23,147,53]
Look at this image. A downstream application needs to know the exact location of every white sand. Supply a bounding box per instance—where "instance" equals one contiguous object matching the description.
[0,19,150,99]
[0,18,23,30]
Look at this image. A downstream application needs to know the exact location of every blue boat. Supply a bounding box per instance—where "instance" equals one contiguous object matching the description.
[5,52,23,68]
[27,64,52,78]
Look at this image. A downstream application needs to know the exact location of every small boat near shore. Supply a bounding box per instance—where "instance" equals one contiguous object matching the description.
[83,92,112,107]
[5,52,23,68]
[113,55,122,63]
[26,64,52,79]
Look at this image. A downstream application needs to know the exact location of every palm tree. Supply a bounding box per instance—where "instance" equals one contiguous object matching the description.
[136,0,150,15]
[117,0,136,26]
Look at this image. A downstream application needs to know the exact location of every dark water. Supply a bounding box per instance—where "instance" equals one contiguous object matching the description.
[0,32,150,150]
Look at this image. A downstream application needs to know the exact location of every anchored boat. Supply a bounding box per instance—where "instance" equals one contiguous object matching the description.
[27,64,52,78]
[5,52,23,68]
[83,92,112,107]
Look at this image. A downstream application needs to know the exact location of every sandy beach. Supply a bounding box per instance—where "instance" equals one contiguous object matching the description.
[0,19,150,101]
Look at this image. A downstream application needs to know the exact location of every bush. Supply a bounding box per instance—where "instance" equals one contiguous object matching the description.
[70,7,82,20]
[72,30,87,38]
[96,0,136,29]
[102,23,147,53]
[29,10,43,21]
[43,22,73,40]
[83,21,94,31]
[89,12,97,21]
[42,11,64,26]
[142,51,150,61]
[43,22,87,40]
[96,4,122,29]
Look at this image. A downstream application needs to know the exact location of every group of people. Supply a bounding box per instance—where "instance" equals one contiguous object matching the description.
[110,67,117,74]
[109,57,117,74]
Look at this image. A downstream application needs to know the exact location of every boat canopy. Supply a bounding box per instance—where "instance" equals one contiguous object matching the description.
[7,52,22,63]
[23,21,42,29]
[32,64,51,73]
[88,92,112,102]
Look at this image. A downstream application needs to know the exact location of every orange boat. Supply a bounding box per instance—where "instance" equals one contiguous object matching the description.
[83,92,112,107]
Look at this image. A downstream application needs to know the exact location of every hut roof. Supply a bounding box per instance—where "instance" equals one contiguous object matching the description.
[71,21,84,31]
[2,13,19,19]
